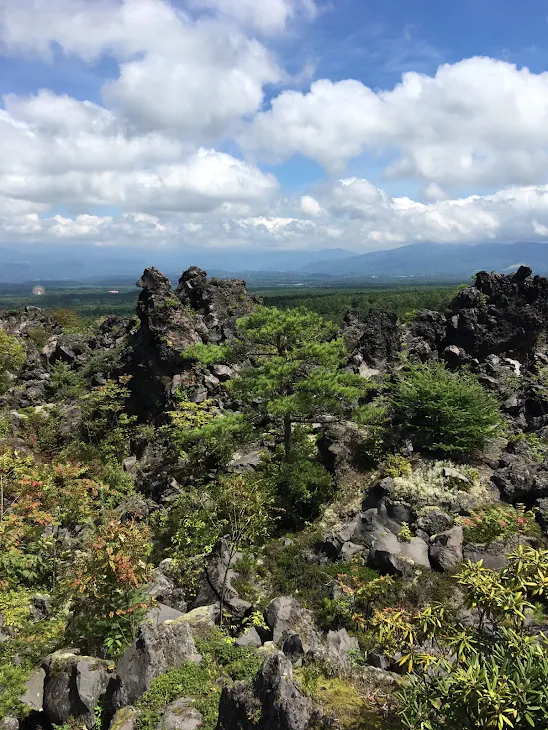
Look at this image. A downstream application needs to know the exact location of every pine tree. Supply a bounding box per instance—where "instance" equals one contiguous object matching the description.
[186,306,366,459]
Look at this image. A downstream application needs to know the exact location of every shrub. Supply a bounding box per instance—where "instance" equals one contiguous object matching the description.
[392,362,503,456]
[456,504,539,544]
[0,329,26,395]
[382,454,412,478]
[260,428,335,527]
[370,546,548,730]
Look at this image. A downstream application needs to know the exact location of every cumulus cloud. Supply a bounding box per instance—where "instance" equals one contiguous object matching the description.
[0,0,281,140]
[3,1,548,255]
[4,178,548,252]
[0,94,278,212]
[188,0,317,33]
[244,57,548,190]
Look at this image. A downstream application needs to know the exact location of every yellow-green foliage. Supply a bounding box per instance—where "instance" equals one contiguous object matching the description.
[295,667,398,729]
[370,546,548,730]
[0,329,26,394]
[391,460,488,510]
[382,454,412,478]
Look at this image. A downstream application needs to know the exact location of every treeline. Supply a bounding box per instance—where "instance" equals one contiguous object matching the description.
[261,285,459,324]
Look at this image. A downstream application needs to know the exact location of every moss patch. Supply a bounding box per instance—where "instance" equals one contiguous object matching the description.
[295,670,400,730]
[134,627,262,730]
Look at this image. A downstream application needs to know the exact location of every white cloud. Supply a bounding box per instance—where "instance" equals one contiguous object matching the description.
[4,180,548,252]
[0,95,278,212]
[0,0,281,141]
[188,0,317,33]
[244,57,548,190]
[300,195,324,215]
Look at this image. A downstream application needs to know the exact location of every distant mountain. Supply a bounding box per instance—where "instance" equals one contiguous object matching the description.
[301,242,548,278]
[0,245,354,284]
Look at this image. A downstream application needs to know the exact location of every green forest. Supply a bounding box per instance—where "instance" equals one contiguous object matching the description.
[0,266,547,730]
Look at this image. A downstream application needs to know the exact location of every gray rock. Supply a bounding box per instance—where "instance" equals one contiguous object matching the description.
[108,707,140,730]
[463,534,536,570]
[193,539,250,618]
[146,569,187,613]
[43,652,111,728]
[112,620,201,709]
[416,510,453,536]
[147,603,186,625]
[211,364,234,381]
[339,541,363,561]
[122,456,138,475]
[326,629,359,665]
[264,597,318,649]
[369,533,430,575]
[429,526,463,572]
[157,699,203,730]
[442,467,471,486]
[228,449,263,473]
[367,651,391,670]
[216,653,323,730]
[281,633,304,661]
[235,627,263,648]
[20,667,45,711]
[0,718,18,730]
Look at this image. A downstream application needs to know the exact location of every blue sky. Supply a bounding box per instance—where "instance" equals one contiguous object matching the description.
[1,0,548,254]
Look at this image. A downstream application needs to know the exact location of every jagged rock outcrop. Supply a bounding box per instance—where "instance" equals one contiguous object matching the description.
[111,619,201,710]
[42,652,112,728]
[124,266,257,419]
[216,653,324,730]
[408,268,548,368]
[176,266,258,344]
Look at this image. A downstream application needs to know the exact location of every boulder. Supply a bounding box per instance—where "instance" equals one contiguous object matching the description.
[109,707,140,730]
[19,667,46,711]
[463,535,536,570]
[326,629,359,666]
[193,539,251,620]
[112,620,201,709]
[263,598,320,651]
[416,510,454,537]
[216,653,323,730]
[354,309,400,370]
[429,526,463,572]
[369,533,430,575]
[146,568,187,613]
[42,652,111,728]
[235,627,264,648]
[157,699,203,730]
[147,603,186,625]
[0,719,18,730]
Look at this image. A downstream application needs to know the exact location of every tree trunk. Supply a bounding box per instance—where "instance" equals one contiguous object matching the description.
[284,414,293,460]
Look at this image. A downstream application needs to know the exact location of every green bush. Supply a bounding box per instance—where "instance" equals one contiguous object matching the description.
[0,329,26,395]
[391,362,503,456]
[456,504,539,544]
[260,429,335,527]
[378,546,548,730]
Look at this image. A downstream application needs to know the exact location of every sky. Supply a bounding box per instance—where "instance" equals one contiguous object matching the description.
[2,0,548,256]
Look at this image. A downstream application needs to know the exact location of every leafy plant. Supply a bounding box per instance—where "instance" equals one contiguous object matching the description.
[0,329,26,395]
[382,454,412,478]
[456,504,539,544]
[368,546,548,729]
[65,516,152,655]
